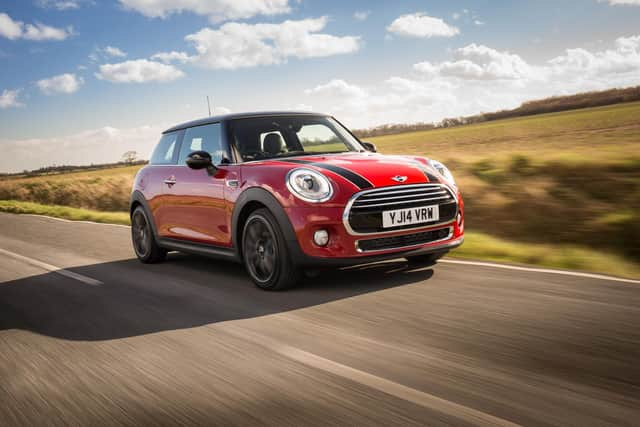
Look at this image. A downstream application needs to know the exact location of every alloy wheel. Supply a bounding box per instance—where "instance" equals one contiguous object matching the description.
[132,211,150,258]
[244,217,278,283]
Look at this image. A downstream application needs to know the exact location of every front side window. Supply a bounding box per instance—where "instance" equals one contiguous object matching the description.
[178,123,226,165]
[149,132,179,165]
[228,115,363,162]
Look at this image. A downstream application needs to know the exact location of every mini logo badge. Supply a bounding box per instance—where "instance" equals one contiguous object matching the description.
[391,175,408,183]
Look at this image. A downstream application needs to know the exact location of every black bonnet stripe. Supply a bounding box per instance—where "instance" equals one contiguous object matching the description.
[284,159,373,189]
[424,171,440,182]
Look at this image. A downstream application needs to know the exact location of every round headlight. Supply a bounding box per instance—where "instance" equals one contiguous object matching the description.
[429,159,456,186]
[286,168,333,203]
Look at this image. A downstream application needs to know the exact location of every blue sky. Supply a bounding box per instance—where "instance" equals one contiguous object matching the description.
[1,0,639,172]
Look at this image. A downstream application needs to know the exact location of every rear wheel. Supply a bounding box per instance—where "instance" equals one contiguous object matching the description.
[405,251,447,267]
[242,208,301,290]
[131,206,167,263]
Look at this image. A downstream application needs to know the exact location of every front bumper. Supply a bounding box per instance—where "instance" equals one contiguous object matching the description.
[291,235,464,268]
[284,192,465,267]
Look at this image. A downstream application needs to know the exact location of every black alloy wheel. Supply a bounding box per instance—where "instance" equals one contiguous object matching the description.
[131,206,167,263]
[242,208,301,290]
[244,216,277,284]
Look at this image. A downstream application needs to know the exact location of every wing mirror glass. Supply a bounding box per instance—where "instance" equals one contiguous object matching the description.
[186,151,217,175]
[361,141,377,152]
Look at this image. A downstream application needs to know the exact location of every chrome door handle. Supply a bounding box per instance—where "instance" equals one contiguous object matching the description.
[163,179,177,185]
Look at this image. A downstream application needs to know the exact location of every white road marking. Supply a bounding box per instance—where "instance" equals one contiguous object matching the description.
[20,213,131,228]
[224,325,519,427]
[440,259,640,284]
[0,248,103,286]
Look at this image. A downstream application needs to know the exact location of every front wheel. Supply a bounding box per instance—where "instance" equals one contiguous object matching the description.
[242,208,301,290]
[131,206,167,263]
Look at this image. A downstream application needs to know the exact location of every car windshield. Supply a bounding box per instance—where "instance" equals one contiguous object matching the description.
[228,115,364,162]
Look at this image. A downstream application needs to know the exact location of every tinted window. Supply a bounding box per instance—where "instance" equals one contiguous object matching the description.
[149,132,179,165]
[178,123,225,165]
[228,116,362,162]
[297,124,343,153]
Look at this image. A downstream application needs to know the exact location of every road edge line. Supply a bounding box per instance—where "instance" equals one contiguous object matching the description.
[440,259,640,284]
[0,247,103,286]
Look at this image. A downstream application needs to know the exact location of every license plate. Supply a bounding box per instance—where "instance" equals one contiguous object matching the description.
[382,205,439,228]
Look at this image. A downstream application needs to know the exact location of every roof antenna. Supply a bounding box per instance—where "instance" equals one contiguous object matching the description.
[206,95,212,117]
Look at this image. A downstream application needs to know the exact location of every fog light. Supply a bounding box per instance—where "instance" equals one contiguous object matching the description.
[313,229,329,246]
[457,212,464,230]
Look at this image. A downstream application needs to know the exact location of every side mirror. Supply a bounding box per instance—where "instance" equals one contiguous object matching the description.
[361,141,377,152]
[186,151,217,175]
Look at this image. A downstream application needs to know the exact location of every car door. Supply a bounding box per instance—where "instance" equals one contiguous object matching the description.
[145,130,182,236]
[158,122,231,246]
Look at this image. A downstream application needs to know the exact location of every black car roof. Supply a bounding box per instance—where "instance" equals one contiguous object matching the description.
[162,111,329,134]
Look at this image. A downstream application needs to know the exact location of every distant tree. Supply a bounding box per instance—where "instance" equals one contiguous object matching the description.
[121,151,138,164]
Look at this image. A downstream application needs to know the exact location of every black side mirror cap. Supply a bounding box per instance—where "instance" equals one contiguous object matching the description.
[186,151,217,175]
[361,142,377,152]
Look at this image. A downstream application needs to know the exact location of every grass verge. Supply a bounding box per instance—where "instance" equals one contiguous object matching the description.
[1,200,638,279]
[453,231,640,280]
[0,200,130,226]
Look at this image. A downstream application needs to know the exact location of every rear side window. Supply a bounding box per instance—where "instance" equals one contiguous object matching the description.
[149,132,179,165]
[178,123,225,165]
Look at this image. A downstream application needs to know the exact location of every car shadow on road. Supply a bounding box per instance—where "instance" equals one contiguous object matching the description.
[0,253,434,341]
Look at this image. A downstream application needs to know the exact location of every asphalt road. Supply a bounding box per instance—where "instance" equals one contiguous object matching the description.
[1,212,639,426]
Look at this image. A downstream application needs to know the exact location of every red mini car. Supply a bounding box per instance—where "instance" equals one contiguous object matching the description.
[130,112,464,290]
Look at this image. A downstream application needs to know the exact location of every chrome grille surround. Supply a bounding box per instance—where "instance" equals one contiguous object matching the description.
[342,183,458,236]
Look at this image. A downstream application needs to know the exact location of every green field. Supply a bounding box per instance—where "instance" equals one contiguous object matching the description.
[1,101,639,278]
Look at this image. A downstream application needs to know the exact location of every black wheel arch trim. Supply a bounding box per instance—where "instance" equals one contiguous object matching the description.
[130,190,159,238]
[231,187,302,259]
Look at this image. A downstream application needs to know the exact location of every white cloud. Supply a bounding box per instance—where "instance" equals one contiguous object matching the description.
[96,59,185,83]
[185,17,360,69]
[151,50,190,63]
[89,46,127,62]
[0,13,73,41]
[600,0,640,5]
[37,0,83,10]
[119,0,291,22]
[290,103,313,111]
[305,79,367,98]
[212,106,231,115]
[104,45,127,57]
[37,73,84,95]
[387,13,459,38]
[302,34,640,129]
[23,22,73,41]
[0,89,23,109]
[548,35,640,80]
[0,13,23,40]
[353,10,370,21]
[474,19,485,26]
[414,44,533,80]
[0,124,165,173]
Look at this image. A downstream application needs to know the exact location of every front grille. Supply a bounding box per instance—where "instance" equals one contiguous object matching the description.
[357,227,452,252]
[345,184,457,234]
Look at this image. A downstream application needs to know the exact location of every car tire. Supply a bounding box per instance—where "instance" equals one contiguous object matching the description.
[405,251,447,267]
[131,206,167,264]
[242,208,301,290]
